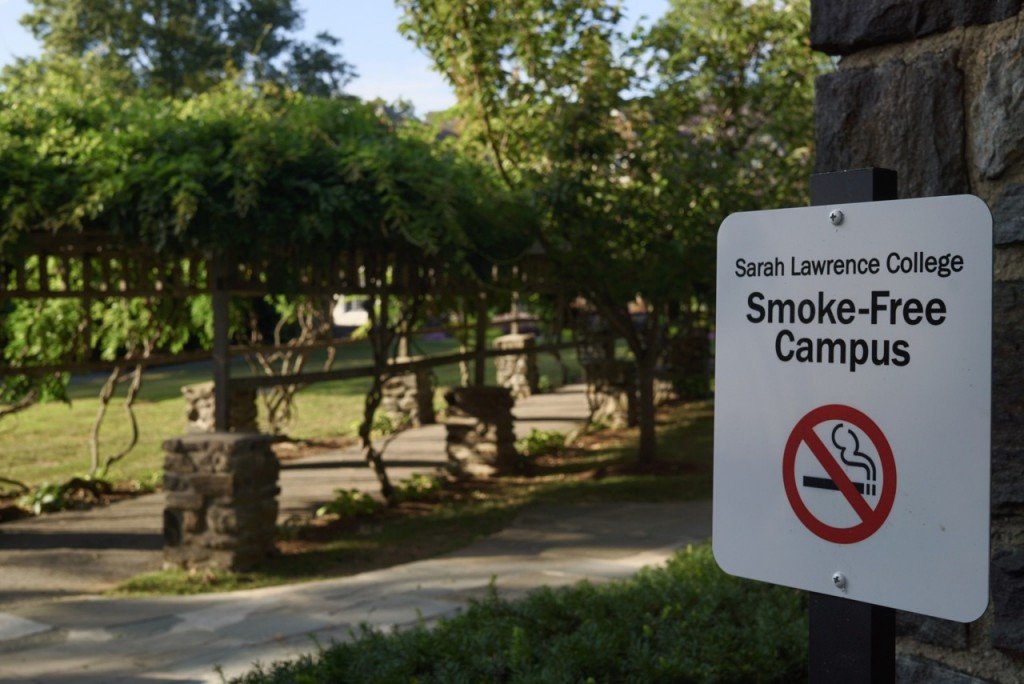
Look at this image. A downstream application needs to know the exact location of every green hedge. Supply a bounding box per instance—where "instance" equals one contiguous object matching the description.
[234,545,807,683]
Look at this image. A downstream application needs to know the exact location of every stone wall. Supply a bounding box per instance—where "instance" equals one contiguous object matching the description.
[163,433,279,572]
[493,333,540,399]
[181,382,258,433]
[812,2,1024,680]
[381,364,436,428]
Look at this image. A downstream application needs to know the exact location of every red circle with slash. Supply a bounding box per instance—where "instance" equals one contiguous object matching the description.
[782,404,897,544]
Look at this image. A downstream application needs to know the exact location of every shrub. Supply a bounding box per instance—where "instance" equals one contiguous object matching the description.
[347,413,408,439]
[515,429,566,459]
[16,476,112,515]
[233,544,807,683]
[394,473,444,503]
[17,482,71,515]
[315,489,381,519]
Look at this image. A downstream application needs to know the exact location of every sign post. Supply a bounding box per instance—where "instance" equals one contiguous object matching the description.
[807,169,897,684]
[712,168,992,683]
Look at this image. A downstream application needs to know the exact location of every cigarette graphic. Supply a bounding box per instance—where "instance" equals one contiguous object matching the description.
[800,424,879,497]
[802,475,875,496]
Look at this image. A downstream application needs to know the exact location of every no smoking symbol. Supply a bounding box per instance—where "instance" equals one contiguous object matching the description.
[782,405,897,544]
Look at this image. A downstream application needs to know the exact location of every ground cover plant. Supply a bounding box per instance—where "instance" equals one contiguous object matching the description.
[233,544,807,683]
[113,399,712,596]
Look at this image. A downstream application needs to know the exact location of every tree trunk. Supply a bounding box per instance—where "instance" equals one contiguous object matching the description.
[474,292,488,387]
[359,376,396,506]
[635,350,658,468]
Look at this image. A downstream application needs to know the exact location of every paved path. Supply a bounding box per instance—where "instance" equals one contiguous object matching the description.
[0,386,591,606]
[0,500,712,683]
[0,384,714,682]
[276,383,591,521]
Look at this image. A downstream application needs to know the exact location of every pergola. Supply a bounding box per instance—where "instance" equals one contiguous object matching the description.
[0,227,564,430]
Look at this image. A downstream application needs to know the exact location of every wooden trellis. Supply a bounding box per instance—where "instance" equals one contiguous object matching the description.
[1,229,564,430]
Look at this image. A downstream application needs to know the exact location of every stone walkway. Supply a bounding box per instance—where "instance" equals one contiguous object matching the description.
[0,386,590,606]
[0,500,712,683]
[0,384,714,682]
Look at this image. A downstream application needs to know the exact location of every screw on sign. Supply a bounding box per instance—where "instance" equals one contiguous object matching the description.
[782,404,897,544]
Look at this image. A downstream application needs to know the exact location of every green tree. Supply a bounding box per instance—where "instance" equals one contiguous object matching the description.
[400,0,824,464]
[20,0,353,96]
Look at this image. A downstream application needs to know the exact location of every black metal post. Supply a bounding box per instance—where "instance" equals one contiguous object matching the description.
[211,256,231,432]
[808,167,897,684]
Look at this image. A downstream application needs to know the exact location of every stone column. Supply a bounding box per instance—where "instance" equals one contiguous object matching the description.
[493,333,539,399]
[812,2,1024,679]
[584,359,637,429]
[444,386,518,476]
[381,362,436,428]
[181,382,258,433]
[163,433,279,571]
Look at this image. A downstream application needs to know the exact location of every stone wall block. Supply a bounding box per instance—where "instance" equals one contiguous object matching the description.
[894,654,990,683]
[992,447,1024,510]
[972,32,1024,180]
[163,448,197,474]
[992,281,1024,364]
[163,472,190,493]
[992,185,1024,245]
[165,491,203,511]
[896,612,969,649]
[189,474,234,498]
[207,506,239,535]
[991,280,1024,510]
[163,433,278,572]
[991,548,1024,654]
[810,0,1021,55]
[181,510,202,535]
[815,52,969,198]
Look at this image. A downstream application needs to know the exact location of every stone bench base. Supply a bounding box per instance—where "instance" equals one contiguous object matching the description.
[444,386,518,476]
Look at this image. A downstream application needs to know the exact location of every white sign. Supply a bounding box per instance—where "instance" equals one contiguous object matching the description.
[712,195,992,622]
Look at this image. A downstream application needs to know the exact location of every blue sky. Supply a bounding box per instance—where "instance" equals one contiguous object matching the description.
[0,0,669,114]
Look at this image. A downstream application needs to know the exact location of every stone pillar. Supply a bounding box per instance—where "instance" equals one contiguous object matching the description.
[811,2,1024,679]
[584,360,637,429]
[381,363,436,428]
[443,386,518,476]
[181,382,258,433]
[163,433,279,571]
[493,333,539,399]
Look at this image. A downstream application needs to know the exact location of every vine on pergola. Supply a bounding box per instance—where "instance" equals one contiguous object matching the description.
[0,58,538,500]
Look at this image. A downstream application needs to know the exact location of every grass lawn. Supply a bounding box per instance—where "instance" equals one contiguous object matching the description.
[0,334,582,489]
[114,399,713,596]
